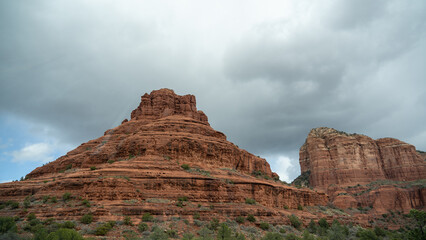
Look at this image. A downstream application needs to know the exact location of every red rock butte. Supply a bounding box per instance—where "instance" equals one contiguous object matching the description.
[0,89,328,225]
[299,127,426,189]
[298,127,426,214]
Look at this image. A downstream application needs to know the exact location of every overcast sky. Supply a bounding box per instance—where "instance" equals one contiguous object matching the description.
[1,0,425,183]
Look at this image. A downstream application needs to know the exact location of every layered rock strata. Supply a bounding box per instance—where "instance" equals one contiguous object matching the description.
[299,127,426,213]
[300,127,425,189]
[0,89,327,224]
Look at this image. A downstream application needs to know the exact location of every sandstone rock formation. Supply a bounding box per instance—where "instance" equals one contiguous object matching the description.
[0,89,327,225]
[299,127,426,213]
[300,127,425,189]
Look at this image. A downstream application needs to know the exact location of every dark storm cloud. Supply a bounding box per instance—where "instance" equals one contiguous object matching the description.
[221,0,426,159]
[1,0,425,181]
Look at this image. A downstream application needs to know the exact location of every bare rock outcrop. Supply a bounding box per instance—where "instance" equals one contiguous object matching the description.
[0,89,328,224]
[299,127,426,213]
[300,127,425,189]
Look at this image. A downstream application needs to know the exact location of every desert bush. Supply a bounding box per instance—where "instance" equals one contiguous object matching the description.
[284,233,300,240]
[27,212,36,221]
[90,166,96,170]
[236,216,245,224]
[123,216,133,226]
[166,229,178,238]
[259,222,270,230]
[193,212,200,220]
[81,199,90,207]
[142,213,154,222]
[138,222,149,232]
[261,232,284,240]
[356,228,379,240]
[217,223,232,239]
[95,221,115,236]
[80,214,93,224]
[318,218,329,229]
[62,192,72,202]
[182,233,194,240]
[46,228,84,240]
[245,198,256,205]
[9,201,19,209]
[288,215,301,229]
[149,227,169,240]
[197,227,213,240]
[0,216,17,234]
[297,205,303,211]
[60,221,76,229]
[181,164,190,170]
[307,219,316,233]
[207,218,219,230]
[50,196,57,203]
[247,214,256,223]
[178,196,188,202]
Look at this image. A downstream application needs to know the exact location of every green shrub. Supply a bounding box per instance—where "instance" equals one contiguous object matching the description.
[178,196,188,202]
[297,205,303,210]
[289,215,301,229]
[27,212,36,221]
[279,228,286,233]
[42,195,50,203]
[9,201,19,209]
[182,233,194,240]
[236,216,245,224]
[207,218,219,230]
[24,199,31,208]
[80,214,93,224]
[259,222,270,230]
[285,233,300,240]
[262,232,284,240]
[138,222,148,232]
[0,216,17,234]
[193,212,200,220]
[148,227,169,240]
[61,221,76,229]
[166,229,178,238]
[181,164,190,170]
[217,223,232,239]
[123,216,133,226]
[356,228,379,240]
[95,222,115,236]
[62,192,72,202]
[307,219,316,233]
[245,198,256,205]
[247,214,256,222]
[50,196,57,203]
[81,199,90,207]
[198,227,213,240]
[373,227,386,237]
[46,228,84,240]
[318,218,329,229]
[283,205,289,210]
[33,225,48,240]
[107,159,115,164]
[142,213,154,222]
[90,166,96,170]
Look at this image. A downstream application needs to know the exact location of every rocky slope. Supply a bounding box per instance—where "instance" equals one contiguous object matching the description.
[299,127,426,213]
[0,89,327,226]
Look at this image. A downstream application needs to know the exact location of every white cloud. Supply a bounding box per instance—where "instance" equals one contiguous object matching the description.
[0,179,13,183]
[10,143,54,163]
[270,155,295,183]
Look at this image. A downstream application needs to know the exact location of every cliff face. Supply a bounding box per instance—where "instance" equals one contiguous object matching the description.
[300,127,425,189]
[299,127,426,213]
[0,89,327,223]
